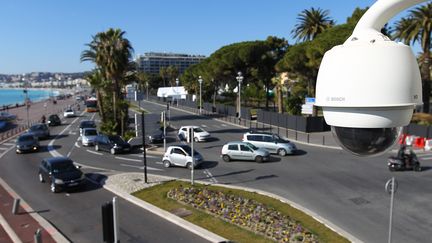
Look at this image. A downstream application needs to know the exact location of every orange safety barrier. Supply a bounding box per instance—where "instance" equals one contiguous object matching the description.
[398,134,407,144]
[414,137,426,148]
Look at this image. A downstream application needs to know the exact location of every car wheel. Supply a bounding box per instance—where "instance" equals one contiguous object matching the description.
[163,160,171,168]
[414,163,421,172]
[95,144,99,151]
[277,148,287,156]
[388,166,396,172]
[255,156,263,163]
[38,173,45,183]
[194,137,199,142]
[110,148,116,155]
[50,182,58,193]
[187,162,193,170]
[222,155,231,162]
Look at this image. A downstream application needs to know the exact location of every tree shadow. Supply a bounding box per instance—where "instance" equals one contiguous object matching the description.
[196,160,219,169]
[291,150,307,156]
[222,174,279,185]
[210,128,250,134]
[38,144,62,152]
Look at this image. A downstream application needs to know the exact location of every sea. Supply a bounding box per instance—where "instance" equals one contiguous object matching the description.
[0,89,54,107]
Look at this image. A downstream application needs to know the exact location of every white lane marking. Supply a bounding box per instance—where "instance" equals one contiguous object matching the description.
[0,147,9,150]
[86,149,103,156]
[155,161,163,165]
[129,154,159,159]
[115,156,142,162]
[75,142,81,148]
[201,124,207,128]
[221,124,227,127]
[69,131,77,135]
[204,169,218,184]
[48,116,81,157]
[420,156,432,160]
[2,143,14,146]
[120,163,163,171]
[0,145,15,159]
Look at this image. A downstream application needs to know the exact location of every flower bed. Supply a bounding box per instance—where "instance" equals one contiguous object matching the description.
[167,185,319,243]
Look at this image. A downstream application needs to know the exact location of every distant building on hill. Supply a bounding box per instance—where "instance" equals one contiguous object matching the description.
[135,52,206,75]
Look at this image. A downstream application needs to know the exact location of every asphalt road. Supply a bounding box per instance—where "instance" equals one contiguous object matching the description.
[2,100,432,243]
[0,111,209,243]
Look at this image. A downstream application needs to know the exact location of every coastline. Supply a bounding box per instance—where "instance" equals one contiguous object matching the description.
[0,88,70,109]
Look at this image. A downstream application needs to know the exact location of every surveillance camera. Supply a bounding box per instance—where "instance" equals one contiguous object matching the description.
[315,35,422,156]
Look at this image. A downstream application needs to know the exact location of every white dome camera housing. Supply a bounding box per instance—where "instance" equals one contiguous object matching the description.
[315,0,424,156]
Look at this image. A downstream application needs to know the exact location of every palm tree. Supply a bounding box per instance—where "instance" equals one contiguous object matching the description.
[81,28,134,134]
[86,70,107,122]
[291,7,335,42]
[392,3,432,113]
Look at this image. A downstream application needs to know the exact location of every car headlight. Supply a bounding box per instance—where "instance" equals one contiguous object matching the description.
[113,144,119,148]
[54,178,64,184]
[32,146,38,150]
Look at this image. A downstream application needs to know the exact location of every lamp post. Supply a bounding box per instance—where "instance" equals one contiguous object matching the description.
[236,72,243,121]
[176,78,180,106]
[146,81,149,101]
[198,76,203,114]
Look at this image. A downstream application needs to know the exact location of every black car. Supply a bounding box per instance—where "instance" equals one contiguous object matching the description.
[95,134,131,154]
[79,120,96,135]
[47,114,61,126]
[149,129,165,144]
[38,157,85,193]
[28,123,50,140]
[16,133,39,153]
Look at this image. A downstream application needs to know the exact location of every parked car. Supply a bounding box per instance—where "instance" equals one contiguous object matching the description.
[149,129,164,144]
[94,134,131,154]
[63,108,75,118]
[47,114,61,126]
[162,145,203,169]
[15,133,39,153]
[81,128,98,146]
[38,157,85,193]
[79,120,96,136]
[178,126,210,142]
[221,141,270,163]
[28,123,50,140]
[242,132,297,156]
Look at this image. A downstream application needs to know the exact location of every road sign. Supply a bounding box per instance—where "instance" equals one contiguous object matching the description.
[385,178,398,194]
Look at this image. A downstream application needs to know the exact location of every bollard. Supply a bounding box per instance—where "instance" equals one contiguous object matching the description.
[34,228,42,243]
[295,130,298,140]
[12,198,20,214]
[307,133,310,143]
[322,136,325,145]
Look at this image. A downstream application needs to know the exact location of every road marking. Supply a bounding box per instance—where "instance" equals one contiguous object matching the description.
[221,124,227,127]
[115,156,142,162]
[0,147,9,150]
[201,124,207,128]
[129,154,159,159]
[86,149,103,155]
[420,156,432,160]
[155,161,163,165]
[69,131,77,135]
[204,169,218,184]
[2,143,14,146]
[75,142,81,148]
[120,163,163,171]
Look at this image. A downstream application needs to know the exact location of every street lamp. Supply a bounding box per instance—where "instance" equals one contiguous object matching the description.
[146,81,149,100]
[198,76,203,114]
[176,78,180,106]
[236,72,243,121]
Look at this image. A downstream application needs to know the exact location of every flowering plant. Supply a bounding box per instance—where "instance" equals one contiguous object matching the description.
[168,186,318,243]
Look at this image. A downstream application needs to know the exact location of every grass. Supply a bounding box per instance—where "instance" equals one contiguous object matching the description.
[132,180,349,243]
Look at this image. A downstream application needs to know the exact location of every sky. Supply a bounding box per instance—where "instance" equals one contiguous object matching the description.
[0,0,422,74]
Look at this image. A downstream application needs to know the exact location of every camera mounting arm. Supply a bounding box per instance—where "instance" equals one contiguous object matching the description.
[348,0,427,43]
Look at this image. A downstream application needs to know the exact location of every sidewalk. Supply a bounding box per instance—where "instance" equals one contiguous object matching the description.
[0,177,69,243]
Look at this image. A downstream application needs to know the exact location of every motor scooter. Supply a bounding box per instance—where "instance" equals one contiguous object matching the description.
[388,150,421,172]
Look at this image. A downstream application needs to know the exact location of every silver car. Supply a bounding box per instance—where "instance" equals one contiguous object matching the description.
[81,128,98,146]
[162,145,203,169]
[221,141,270,163]
[242,132,297,156]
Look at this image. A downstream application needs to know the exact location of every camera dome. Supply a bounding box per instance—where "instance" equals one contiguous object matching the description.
[331,126,402,157]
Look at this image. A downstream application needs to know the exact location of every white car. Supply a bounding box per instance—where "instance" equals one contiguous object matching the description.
[178,126,210,142]
[63,108,75,118]
[162,145,203,169]
[81,128,98,146]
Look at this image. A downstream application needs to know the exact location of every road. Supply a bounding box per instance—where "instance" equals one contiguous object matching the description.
[1,99,432,242]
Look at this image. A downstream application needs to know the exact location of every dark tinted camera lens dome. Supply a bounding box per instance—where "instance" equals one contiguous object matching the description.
[331,126,401,157]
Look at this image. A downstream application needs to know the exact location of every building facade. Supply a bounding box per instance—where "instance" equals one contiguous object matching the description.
[135,52,206,75]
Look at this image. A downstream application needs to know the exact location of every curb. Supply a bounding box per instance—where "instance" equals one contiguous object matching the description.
[102,179,228,243]
[0,177,70,243]
[0,213,21,243]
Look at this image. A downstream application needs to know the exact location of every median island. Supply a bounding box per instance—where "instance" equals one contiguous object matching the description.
[132,180,349,243]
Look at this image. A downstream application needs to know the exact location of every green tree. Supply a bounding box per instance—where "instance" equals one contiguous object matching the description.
[291,7,335,42]
[392,3,432,113]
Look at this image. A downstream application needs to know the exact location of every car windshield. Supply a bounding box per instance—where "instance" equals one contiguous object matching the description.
[30,125,45,131]
[193,127,204,133]
[52,161,76,173]
[81,121,95,128]
[49,115,59,119]
[109,135,125,143]
[18,135,34,142]
[245,142,259,150]
[84,130,97,136]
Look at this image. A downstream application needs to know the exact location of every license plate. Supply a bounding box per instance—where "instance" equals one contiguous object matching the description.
[68,182,78,186]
